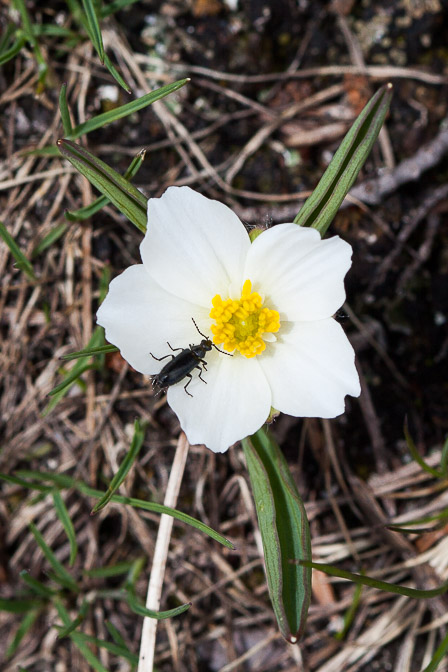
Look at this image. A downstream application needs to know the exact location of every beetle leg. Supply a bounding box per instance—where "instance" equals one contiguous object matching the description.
[196,365,208,384]
[167,341,183,353]
[150,352,174,362]
[184,373,194,397]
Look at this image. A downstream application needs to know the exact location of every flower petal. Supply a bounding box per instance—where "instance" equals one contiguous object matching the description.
[260,318,360,418]
[141,186,251,306]
[244,223,352,321]
[167,352,272,452]
[96,265,210,374]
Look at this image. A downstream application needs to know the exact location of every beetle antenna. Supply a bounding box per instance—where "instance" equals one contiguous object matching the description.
[191,317,233,357]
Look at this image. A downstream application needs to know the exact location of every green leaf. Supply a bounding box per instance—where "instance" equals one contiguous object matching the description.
[61,344,119,360]
[43,326,104,416]
[32,222,68,257]
[57,140,147,232]
[0,598,42,613]
[28,523,79,593]
[66,79,189,139]
[54,599,109,672]
[0,35,27,66]
[57,600,89,638]
[59,84,73,135]
[421,628,448,672]
[242,428,311,643]
[301,561,448,598]
[127,593,191,620]
[0,220,36,280]
[65,149,146,221]
[52,490,77,566]
[12,470,235,549]
[6,609,40,659]
[92,419,147,513]
[20,570,56,598]
[84,561,137,578]
[81,0,105,63]
[404,418,442,479]
[294,83,393,236]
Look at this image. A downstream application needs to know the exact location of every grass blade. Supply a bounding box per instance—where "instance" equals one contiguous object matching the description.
[242,428,311,643]
[28,523,79,592]
[52,490,77,566]
[6,610,40,659]
[127,593,191,620]
[61,344,119,360]
[59,84,73,135]
[81,0,105,63]
[67,79,189,139]
[57,140,147,232]
[0,220,36,280]
[404,418,442,478]
[66,149,146,221]
[92,419,147,513]
[301,560,448,598]
[294,83,393,236]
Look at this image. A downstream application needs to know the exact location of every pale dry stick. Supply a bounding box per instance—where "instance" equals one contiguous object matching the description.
[137,433,190,672]
[0,167,76,192]
[336,13,395,169]
[224,83,345,184]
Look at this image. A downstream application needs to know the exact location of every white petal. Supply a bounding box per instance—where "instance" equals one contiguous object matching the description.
[167,352,272,452]
[260,318,360,418]
[141,186,250,306]
[244,223,352,321]
[96,265,210,374]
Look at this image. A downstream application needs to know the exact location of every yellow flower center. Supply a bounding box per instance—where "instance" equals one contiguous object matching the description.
[209,279,280,358]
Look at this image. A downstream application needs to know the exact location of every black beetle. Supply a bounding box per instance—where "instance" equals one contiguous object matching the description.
[150,319,232,397]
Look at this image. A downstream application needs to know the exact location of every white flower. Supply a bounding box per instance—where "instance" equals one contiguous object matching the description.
[97,186,360,453]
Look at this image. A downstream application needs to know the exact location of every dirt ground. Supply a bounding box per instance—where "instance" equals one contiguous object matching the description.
[1,0,448,670]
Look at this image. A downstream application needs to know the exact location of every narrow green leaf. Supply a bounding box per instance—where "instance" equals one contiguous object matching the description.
[54,599,109,672]
[43,326,104,416]
[421,628,448,672]
[0,472,51,492]
[52,490,77,566]
[0,220,36,280]
[48,362,95,397]
[28,523,79,592]
[57,140,147,232]
[301,561,448,598]
[92,419,147,513]
[57,600,89,638]
[334,581,363,640]
[105,620,128,648]
[63,630,138,663]
[6,610,39,659]
[59,84,73,135]
[294,83,393,236]
[19,570,55,598]
[12,470,235,549]
[82,0,105,63]
[66,149,146,221]
[0,35,27,66]
[84,561,136,578]
[32,222,68,257]
[0,598,42,613]
[61,344,118,360]
[67,79,189,139]
[127,593,191,620]
[103,52,131,93]
[242,428,311,643]
[404,419,442,479]
[101,0,141,17]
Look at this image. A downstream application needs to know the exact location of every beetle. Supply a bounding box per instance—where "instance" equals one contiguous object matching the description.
[150,318,232,397]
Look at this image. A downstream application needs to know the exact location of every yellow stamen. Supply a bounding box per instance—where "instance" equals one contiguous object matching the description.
[210,279,280,358]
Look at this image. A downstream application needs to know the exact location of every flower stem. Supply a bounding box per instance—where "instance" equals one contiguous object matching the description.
[137,433,190,672]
